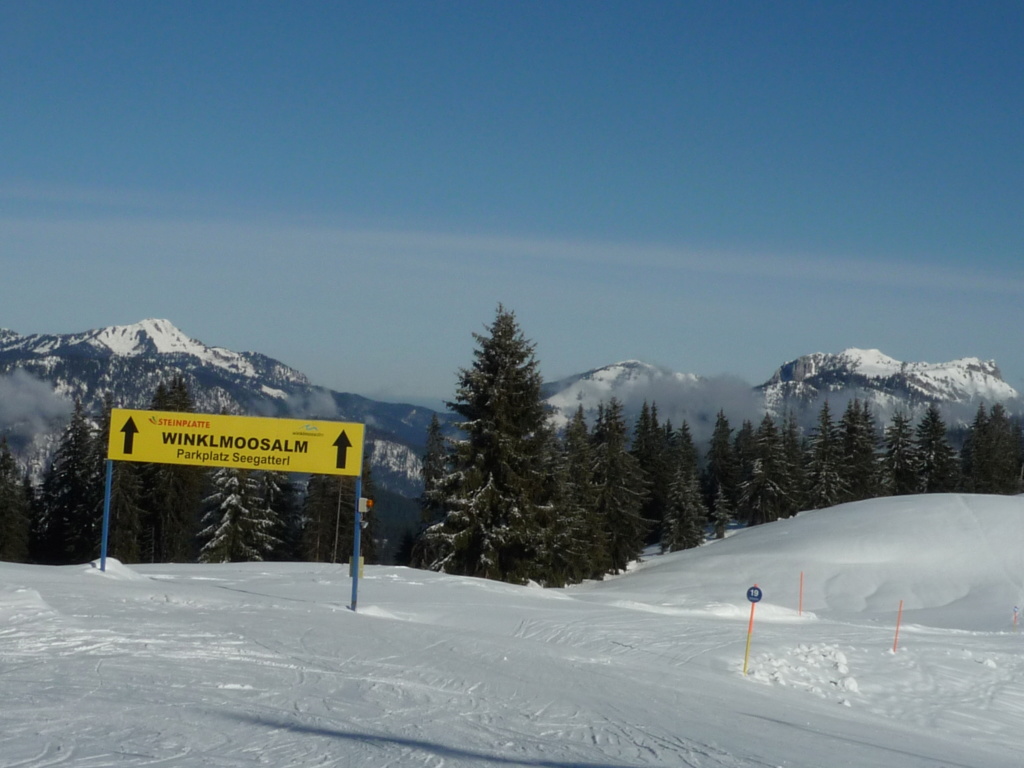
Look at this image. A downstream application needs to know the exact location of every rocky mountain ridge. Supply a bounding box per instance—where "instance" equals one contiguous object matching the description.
[761,347,1016,413]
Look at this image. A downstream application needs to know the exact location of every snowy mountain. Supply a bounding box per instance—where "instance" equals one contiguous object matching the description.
[761,348,1020,421]
[0,319,435,496]
[542,360,705,428]
[543,350,1020,435]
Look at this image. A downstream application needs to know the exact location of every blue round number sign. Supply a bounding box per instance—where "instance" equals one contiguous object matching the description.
[746,586,762,603]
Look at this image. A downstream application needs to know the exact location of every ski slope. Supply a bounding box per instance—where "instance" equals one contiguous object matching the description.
[3,493,1024,767]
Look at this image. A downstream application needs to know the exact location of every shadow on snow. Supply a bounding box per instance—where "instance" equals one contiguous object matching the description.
[220,710,647,768]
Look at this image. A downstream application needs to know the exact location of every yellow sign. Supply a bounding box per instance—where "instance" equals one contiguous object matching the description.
[107,408,365,476]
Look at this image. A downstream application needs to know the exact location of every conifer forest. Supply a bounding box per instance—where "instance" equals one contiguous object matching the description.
[1,307,1021,587]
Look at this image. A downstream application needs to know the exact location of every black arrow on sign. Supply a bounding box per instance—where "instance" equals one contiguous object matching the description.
[121,417,140,455]
[333,431,353,470]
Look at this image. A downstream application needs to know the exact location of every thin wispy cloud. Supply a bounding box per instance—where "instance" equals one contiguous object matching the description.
[3,202,1021,297]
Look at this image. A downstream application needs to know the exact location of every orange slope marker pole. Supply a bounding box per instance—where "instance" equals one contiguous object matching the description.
[892,599,904,653]
[742,584,761,675]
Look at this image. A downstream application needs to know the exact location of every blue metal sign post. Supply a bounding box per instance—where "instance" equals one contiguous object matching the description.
[99,460,113,572]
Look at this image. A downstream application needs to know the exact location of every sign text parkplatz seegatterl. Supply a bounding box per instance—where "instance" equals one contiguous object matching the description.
[107,408,365,476]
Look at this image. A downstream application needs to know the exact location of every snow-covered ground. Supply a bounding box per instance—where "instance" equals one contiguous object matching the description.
[3,493,1024,767]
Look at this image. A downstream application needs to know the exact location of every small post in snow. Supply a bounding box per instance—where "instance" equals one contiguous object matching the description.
[350,477,368,612]
[892,599,904,653]
[743,584,762,676]
[100,460,113,572]
[350,477,362,611]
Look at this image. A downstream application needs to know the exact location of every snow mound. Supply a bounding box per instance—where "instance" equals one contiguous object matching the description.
[582,494,1024,631]
[84,558,149,580]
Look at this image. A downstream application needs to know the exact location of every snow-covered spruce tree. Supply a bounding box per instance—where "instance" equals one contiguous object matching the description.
[739,413,790,526]
[259,469,303,561]
[592,398,647,573]
[732,419,757,521]
[838,399,881,503]
[530,421,578,587]
[704,410,738,539]
[418,305,550,584]
[781,410,807,516]
[806,400,848,510]
[710,484,734,540]
[524,404,608,584]
[661,421,706,552]
[0,437,31,562]
[559,406,606,582]
[913,404,959,493]
[882,412,919,496]
[962,403,1020,495]
[419,413,449,527]
[198,466,279,563]
[631,402,669,546]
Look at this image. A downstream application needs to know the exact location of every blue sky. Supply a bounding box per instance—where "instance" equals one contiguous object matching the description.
[2,1,1022,405]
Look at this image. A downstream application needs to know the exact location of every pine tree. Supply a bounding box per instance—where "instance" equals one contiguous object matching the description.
[913,404,959,493]
[882,412,919,496]
[631,402,668,545]
[963,404,1019,494]
[704,411,738,539]
[529,423,577,587]
[661,421,706,552]
[107,462,145,563]
[34,400,102,564]
[710,484,734,539]
[198,466,279,562]
[260,470,302,561]
[561,406,606,581]
[806,401,848,509]
[141,377,205,562]
[418,306,549,584]
[0,437,31,562]
[732,419,757,522]
[780,410,807,517]
[985,404,1020,494]
[592,399,647,573]
[419,414,448,526]
[839,399,880,502]
[300,473,337,562]
[740,414,790,525]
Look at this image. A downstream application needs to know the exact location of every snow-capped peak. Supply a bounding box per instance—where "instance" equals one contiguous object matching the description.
[838,348,903,378]
[91,319,210,357]
[543,360,702,427]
